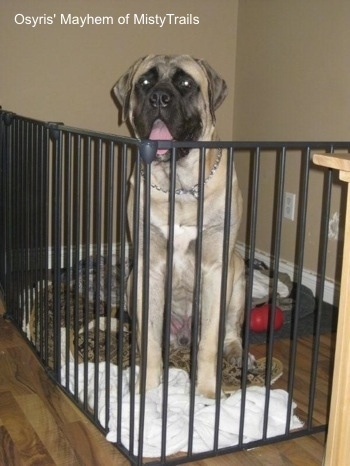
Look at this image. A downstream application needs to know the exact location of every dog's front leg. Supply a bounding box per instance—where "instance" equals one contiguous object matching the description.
[223,252,247,368]
[131,258,166,392]
[196,267,222,399]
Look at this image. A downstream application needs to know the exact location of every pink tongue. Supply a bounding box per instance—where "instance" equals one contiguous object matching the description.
[149,120,173,155]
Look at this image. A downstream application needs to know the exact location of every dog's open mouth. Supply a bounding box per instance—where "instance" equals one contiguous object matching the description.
[148,119,173,155]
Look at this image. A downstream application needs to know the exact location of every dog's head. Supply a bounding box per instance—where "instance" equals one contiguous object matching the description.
[113,54,227,158]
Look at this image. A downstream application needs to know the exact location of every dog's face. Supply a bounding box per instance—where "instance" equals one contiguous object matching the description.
[113,55,227,158]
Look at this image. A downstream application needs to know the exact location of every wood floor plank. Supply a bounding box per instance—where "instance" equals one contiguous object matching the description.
[272,437,322,466]
[15,394,81,465]
[291,433,326,464]
[0,425,23,466]
[0,333,39,398]
[187,433,325,466]
[0,391,56,465]
[64,420,130,466]
[0,312,135,465]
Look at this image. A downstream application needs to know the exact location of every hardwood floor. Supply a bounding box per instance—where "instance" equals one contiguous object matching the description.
[0,298,330,465]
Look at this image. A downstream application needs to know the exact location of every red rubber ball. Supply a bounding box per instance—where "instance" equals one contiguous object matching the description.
[250,304,284,333]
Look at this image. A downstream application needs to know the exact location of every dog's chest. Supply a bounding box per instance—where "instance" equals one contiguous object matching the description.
[167,223,197,317]
[160,223,198,274]
[174,224,197,253]
[159,223,197,253]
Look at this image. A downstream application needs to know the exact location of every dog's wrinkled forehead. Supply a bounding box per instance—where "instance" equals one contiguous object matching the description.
[133,55,207,87]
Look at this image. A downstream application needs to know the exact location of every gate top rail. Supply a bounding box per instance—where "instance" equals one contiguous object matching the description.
[2,109,350,153]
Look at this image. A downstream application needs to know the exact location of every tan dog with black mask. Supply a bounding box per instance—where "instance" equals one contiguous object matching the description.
[114,55,251,398]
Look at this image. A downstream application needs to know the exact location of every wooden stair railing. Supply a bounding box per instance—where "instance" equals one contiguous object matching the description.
[313,153,350,466]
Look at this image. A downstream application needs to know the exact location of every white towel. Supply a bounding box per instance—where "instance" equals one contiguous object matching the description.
[252,270,290,299]
[61,362,303,458]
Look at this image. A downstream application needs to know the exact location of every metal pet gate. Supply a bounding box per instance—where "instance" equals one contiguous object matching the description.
[0,110,343,464]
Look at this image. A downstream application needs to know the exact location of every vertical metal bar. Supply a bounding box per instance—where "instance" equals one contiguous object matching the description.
[73,133,82,398]
[39,124,50,362]
[160,146,177,461]
[31,122,38,333]
[7,115,14,318]
[43,126,50,366]
[129,150,141,456]
[1,113,14,316]
[239,146,260,445]
[22,118,28,325]
[116,142,127,442]
[5,116,13,316]
[36,123,43,350]
[0,115,6,305]
[83,135,92,410]
[93,137,103,423]
[12,118,18,317]
[213,147,234,450]
[32,123,39,351]
[104,140,115,432]
[25,120,31,326]
[262,147,286,439]
[187,146,206,456]
[64,132,73,389]
[28,121,35,334]
[50,125,63,382]
[14,117,20,319]
[284,147,310,431]
[137,156,152,463]
[19,119,26,326]
[21,119,28,326]
[13,119,20,321]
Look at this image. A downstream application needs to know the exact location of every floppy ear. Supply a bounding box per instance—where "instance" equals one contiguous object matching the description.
[113,56,147,121]
[195,59,228,122]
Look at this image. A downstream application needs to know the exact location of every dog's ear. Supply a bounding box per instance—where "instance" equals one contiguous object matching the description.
[113,56,147,121]
[195,59,228,122]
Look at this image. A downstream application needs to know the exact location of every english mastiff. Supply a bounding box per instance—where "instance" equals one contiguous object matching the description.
[114,54,250,398]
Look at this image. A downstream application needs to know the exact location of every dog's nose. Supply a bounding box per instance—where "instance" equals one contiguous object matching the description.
[150,90,171,108]
[178,336,190,347]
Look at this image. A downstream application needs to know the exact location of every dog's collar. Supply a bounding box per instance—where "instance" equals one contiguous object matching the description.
[141,149,222,199]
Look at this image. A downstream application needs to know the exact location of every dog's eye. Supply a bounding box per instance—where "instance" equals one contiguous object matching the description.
[180,78,193,88]
[140,78,151,87]
[137,67,158,90]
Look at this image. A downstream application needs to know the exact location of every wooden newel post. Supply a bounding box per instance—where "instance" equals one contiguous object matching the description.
[313,153,350,466]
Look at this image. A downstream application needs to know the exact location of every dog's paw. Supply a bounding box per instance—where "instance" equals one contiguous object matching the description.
[246,352,257,371]
[224,341,256,370]
[196,380,226,399]
[134,369,161,394]
[224,339,244,367]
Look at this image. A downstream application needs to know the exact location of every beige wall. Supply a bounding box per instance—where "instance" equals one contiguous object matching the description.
[233,0,350,284]
[1,0,348,286]
[0,0,238,138]
[233,0,350,141]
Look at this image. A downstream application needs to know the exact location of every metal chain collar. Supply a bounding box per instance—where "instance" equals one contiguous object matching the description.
[140,149,222,199]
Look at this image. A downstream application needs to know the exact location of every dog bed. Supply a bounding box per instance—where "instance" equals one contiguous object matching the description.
[29,282,283,392]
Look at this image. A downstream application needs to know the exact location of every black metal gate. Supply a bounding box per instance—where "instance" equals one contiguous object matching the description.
[0,110,344,465]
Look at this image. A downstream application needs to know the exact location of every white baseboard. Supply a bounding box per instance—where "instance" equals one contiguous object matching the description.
[235,241,339,306]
